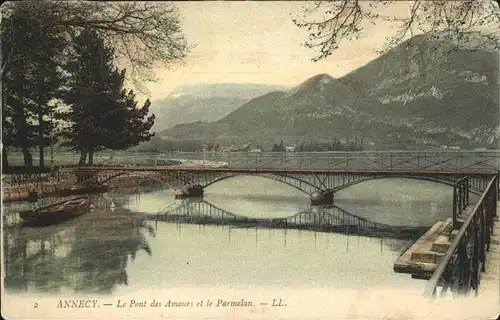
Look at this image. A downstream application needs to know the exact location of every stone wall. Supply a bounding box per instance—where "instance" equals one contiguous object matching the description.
[2,173,162,203]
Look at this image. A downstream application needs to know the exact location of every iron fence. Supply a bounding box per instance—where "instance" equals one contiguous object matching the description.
[11,151,497,172]
[7,151,500,171]
[424,174,498,299]
[452,177,470,229]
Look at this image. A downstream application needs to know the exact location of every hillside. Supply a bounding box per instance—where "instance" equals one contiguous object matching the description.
[160,34,499,149]
[160,75,438,147]
[340,33,499,144]
[150,83,289,132]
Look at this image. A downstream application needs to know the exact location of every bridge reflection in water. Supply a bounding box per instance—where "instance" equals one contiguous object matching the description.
[2,192,426,295]
[148,198,428,240]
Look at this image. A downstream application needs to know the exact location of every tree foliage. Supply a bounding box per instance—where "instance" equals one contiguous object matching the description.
[60,29,155,165]
[1,1,184,168]
[271,140,286,152]
[291,0,500,62]
[1,1,189,92]
[2,2,65,168]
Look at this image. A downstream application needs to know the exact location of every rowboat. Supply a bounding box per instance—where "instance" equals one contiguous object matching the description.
[19,196,90,226]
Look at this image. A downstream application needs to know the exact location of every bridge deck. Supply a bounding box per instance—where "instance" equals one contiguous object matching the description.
[479,202,500,300]
[74,165,498,175]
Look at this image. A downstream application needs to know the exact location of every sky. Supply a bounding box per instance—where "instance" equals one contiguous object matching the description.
[142,1,415,102]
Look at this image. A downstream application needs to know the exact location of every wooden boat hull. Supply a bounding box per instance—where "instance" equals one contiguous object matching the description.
[19,197,90,226]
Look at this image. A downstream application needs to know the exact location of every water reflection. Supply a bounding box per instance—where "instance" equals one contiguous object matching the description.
[3,178,452,294]
[3,201,153,295]
[148,198,428,240]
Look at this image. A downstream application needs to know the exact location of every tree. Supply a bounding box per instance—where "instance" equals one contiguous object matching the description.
[1,1,189,92]
[60,29,155,165]
[1,6,40,168]
[2,105,14,169]
[2,1,75,168]
[101,92,155,152]
[2,95,37,168]
[291,0,500,62]
[2,1,185,167]
[279,140,285,152]
[24,35,65,169]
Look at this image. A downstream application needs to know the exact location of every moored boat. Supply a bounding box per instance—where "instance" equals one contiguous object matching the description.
[19,196,91,226]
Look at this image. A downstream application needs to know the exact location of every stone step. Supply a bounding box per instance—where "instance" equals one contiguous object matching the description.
[411,251,445,264]
[410,219,452,264]
[394,219,450,276]
[449,229,460,241]
[431,235,452,253]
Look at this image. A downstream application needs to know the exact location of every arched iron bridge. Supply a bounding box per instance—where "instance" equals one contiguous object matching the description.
[76,167,493,196]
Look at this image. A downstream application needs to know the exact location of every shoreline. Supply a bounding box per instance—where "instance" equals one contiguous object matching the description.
[2,174,158,203]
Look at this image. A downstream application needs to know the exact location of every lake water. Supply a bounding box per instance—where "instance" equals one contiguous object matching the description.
[2,177,459,296]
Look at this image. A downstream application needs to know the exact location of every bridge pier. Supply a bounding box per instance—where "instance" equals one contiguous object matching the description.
[174,185,204,199]
[310,190,334,205]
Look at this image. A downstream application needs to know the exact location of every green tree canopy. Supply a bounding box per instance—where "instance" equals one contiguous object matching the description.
[60,29,155,165]
[2,3,66,168]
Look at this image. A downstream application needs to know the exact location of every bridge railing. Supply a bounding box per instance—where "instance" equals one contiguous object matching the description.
[6,151,499,173]
[79,151,499,172]
[424,174,498,299]
[452,177,470,229]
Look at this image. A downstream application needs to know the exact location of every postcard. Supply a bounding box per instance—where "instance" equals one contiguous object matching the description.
[1,1,499,319]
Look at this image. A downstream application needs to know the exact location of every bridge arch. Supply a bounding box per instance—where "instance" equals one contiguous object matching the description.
[76,169,485,197]
[90,170,177,189]
[202,173,318,195]
[331,175,482,196]
[87,170,317,195]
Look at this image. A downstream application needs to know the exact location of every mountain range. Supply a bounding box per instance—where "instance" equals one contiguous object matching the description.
[158,33,499,149]
[150,83,289,132]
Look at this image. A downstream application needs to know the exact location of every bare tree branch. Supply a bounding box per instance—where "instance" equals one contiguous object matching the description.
[1,1,190,94]
[291,0,500,62]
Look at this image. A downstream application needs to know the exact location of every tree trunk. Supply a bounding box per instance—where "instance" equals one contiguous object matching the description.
[2,146,8,169]
[22,148,33,168]
[88,149,94,165]
[38,111,45,169]
[78,149,87,166]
